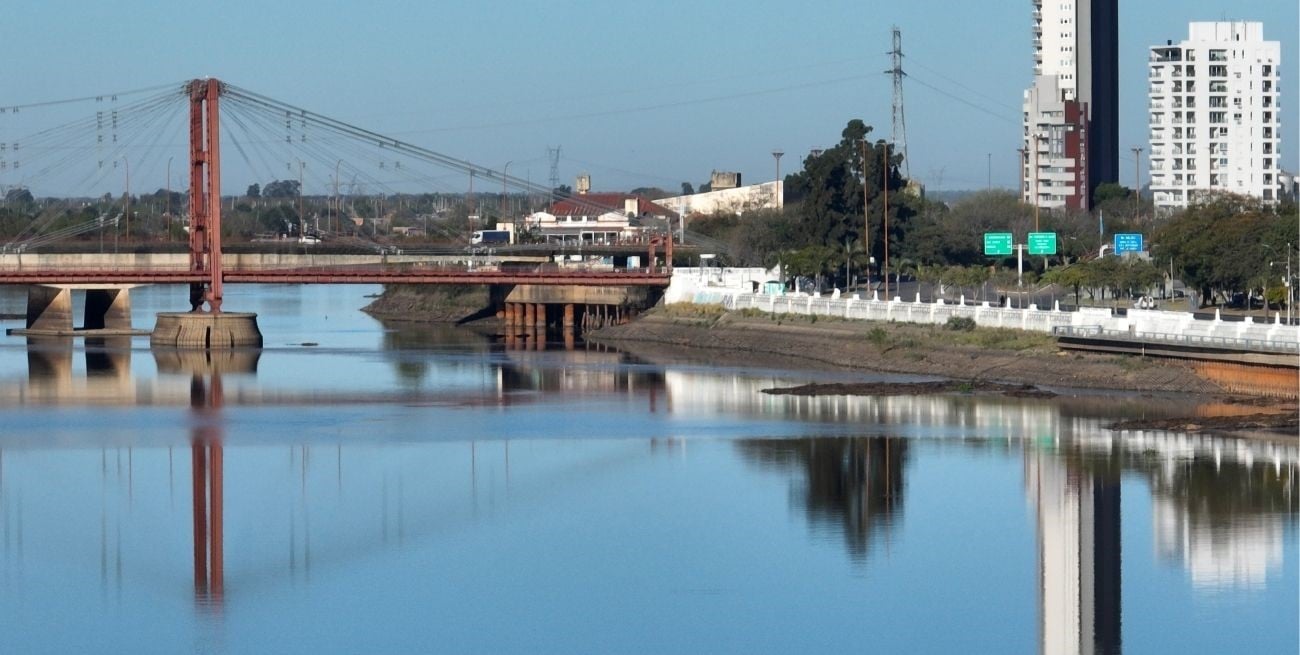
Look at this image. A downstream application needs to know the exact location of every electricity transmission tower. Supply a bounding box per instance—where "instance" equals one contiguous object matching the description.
[547,146,561,192]
[886,26,910,179]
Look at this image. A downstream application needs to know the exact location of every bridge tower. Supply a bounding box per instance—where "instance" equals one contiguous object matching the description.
[152,78,262,348]
[188,78,224,312]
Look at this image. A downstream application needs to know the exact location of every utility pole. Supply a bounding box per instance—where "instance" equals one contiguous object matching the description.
[883,144,890,301]
[861,139,871,281]
[1131,146,1144,221]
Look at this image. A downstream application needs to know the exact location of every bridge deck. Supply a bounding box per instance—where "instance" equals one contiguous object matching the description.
[0,266,673,287]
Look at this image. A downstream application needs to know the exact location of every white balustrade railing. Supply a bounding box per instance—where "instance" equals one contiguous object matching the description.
[668,278,1300,352]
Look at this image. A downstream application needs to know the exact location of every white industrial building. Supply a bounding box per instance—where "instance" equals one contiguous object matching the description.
[656,181,782,218]
[1148,22,1282,209]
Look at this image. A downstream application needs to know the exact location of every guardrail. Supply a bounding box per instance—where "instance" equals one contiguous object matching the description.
[1052,326,1300,354]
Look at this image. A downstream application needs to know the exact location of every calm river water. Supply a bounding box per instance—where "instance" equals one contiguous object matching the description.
[0,284,1295,654]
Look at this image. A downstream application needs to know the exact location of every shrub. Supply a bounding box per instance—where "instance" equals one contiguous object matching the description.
[866,326,890,347]
[945,316,977,332]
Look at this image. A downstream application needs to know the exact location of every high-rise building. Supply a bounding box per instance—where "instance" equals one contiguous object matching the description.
[1022,0,1119,210]
[1148,22,1282,210]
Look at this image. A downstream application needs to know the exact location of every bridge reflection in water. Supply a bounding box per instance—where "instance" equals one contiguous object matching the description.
[0,341,1294,648]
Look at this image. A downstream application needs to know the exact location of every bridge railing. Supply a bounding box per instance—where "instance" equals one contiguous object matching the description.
[1052,325,1300,354]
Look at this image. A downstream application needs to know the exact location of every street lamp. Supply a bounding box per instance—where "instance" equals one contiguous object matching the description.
[121,155,130,240]
[334,159,342,237]
[166,156,173,241]
[772,150,784,208]
[502,160,513,233]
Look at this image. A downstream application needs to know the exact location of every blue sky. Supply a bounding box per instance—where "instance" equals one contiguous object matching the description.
[0,0,1295,193]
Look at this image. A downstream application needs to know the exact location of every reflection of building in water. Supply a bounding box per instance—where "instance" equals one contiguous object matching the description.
[738,437,907,558]
[1025,449,1122,655]
[1147,455,1293,590]
[496,350,666,398]
[1153,496,1283,590]
[664,371,1068,435]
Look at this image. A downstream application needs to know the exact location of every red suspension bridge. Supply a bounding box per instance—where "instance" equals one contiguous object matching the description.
[0,79,674,344]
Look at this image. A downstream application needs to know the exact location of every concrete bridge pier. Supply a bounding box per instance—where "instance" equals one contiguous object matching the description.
[24,286,72,332]
[152,312,263,349]
[84,288,132,330]
[10,285,147,337]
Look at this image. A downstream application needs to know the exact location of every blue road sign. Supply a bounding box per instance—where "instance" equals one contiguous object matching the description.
[1114,233,1144,254]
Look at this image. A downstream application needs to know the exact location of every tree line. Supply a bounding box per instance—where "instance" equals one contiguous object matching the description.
[688,119,1297,307]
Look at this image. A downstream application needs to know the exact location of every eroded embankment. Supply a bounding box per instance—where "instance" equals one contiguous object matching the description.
[587,306,1230,395]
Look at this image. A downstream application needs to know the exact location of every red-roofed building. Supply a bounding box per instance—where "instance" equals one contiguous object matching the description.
[527,192,678,244]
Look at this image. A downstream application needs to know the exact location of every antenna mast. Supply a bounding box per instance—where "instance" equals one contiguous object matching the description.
[886,26,910,179]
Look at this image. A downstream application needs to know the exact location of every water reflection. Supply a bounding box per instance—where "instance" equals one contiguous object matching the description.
[737,437,907,558]
[189,372,225,610]
[0,325,1295,651]
[1147,454,1293,590]
[1026,446,1121,655]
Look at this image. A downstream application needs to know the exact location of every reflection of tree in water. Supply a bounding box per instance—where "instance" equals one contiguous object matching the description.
[738,437,909,558]
[1067,449,1296,528]
[1136,453,1297,530]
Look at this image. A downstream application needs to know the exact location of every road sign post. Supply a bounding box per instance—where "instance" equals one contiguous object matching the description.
[1114,233,1144,255]
[1027,232,1057,256]
[983,233,1013,256]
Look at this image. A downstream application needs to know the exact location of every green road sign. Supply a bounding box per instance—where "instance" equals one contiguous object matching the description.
[1027,232,1057,256]
[984,232,1013,256]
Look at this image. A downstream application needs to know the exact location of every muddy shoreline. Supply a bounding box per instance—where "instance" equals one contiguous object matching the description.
[585,308,1298,439]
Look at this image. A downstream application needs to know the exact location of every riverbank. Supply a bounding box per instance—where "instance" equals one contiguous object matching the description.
[588,306,1299,438]
[361,284,493,323]
[588,304,1230,394]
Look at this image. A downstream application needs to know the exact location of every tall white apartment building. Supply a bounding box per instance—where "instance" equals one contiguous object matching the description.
[1023,0,1118,210]
[1148,22,1282,209]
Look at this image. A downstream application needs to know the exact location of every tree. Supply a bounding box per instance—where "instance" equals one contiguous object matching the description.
[1151,192,1295,305]
[552,184,572,199]
[781,120,915,272]
[246,183,261,198]
[681,182,695,196]
[262,179,300,198]
[4,187,34,205]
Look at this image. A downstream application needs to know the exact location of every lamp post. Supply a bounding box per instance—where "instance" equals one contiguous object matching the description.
[502,160,513,233]
[166,156,173,241]
[1131,146,1144,221]
[121,155,130,241]
[772,150,784,208]
[297,160,306,237]
[1016,147,1026,201]
[334,159,342,237]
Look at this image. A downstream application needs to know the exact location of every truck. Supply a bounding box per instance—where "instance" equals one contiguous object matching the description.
[471,229,511,245]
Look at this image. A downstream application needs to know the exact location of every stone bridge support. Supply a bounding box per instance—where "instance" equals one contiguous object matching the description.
[499,284,660,335]
[18,285,138,335]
